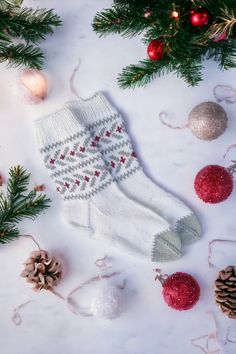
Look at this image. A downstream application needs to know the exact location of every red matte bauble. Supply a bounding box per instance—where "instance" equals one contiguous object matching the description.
[190,9,210,28]
[194,165,233,204]
[163,272,200,311]
[147,40,164,61]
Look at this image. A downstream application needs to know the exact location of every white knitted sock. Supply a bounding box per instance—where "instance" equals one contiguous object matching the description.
[66,93,201,246]
[34,107,182,262]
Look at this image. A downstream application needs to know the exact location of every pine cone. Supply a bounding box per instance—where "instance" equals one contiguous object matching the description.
[214,265,236,319]
[21,250,62,291]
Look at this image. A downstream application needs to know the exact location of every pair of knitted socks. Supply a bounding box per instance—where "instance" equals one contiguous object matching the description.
[35,92,201,263]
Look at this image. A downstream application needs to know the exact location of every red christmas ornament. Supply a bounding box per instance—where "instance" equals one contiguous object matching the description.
[194,165,234,204]
[155,270,200,311]
[147,40,165,61]
[190,8,210,28]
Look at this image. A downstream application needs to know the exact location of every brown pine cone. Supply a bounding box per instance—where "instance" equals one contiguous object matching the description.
[214,265,236,319]
[21,250,62,291]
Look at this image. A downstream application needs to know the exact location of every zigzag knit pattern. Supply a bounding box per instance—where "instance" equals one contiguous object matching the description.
[41,129,113,199]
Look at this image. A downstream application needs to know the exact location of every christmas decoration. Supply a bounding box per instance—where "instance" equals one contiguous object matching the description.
[159,101,228,141]
[91,283,126,320]
[194,165,234,203]
[93,1,236,89]
[67,257,126,320]
[188,101,228,140]
[215,266,236,319]
[0,166,50,244]
[155,270,200,311]
[144,8,152,19]
[189,8,210,28]
[18,69,48,104]
[21,250,62,291]
[36,101,184,263]
[0,1,61,69]
[147,39,164,61]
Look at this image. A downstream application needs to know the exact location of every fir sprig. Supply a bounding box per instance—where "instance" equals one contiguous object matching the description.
[93,0,236,89]
[0,166,51,244]
[0,0,61,69]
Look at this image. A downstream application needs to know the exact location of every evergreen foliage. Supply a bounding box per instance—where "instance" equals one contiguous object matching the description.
[0,166,51,244]
[0,0,61,69]
[93,0,236,88]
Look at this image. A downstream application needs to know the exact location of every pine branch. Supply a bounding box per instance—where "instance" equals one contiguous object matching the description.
[0,0,61,69]
[0,166,51,244]
[93,0,236,89]
[93,6,148,37]
[118,58,174,88]
[206,5,236,38]
[0,42,44,68]
[0,7,62,43]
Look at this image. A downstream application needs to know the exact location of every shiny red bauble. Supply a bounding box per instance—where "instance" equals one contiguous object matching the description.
[163,272,200,311]
[194,165,233,204]
[190,8,210,28]
[147,39,165,61]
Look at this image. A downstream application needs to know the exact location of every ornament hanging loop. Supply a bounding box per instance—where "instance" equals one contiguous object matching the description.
[159,111,189,130]
[223,144,236,176]
[214,85,236,104]
[227,162,236,176]
[154,268,168,285]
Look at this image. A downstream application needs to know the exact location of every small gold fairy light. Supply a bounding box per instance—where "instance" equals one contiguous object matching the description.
[171,10,180,19]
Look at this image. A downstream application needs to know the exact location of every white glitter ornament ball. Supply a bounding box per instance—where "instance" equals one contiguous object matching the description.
[188,101,227,140]
[91,284,125,320]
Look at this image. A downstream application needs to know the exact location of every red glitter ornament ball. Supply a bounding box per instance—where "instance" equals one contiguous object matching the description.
[190,8,210,28]
[194,165,233,204]
[147,39,165,61]
[163,272,200,311]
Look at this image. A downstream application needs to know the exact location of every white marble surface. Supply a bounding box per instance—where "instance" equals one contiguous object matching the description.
[1,1,236,353]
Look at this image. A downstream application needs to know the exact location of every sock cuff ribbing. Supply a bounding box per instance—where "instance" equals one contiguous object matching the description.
[66,92,119,128]
[35,107,85,150]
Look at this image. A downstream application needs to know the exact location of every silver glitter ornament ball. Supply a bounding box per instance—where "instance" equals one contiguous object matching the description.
[188,101,228,140]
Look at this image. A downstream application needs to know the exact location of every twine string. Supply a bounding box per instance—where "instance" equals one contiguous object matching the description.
[12,301,34,326]
[21,234,41,250]
[69,59,81,99]
[154,268,169,285]
[191,312,220,354]
[208,239,236,268]
[214,85,236,104]
[159,111,189,130]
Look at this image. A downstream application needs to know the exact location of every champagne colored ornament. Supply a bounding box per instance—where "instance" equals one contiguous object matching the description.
[155,269,200,311]
[215,266,236,319]
[188,102,227,140]
[159,101,228,141]
[18,69,48,104]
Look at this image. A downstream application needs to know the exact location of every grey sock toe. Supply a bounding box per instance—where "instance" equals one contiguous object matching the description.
[175,213,201,246]
[152,229,182,262]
